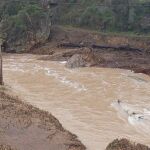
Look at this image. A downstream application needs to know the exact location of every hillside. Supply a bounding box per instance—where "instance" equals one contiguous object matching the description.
[55,0,150,33]
[0,0,150,52]
[0,0,52,51]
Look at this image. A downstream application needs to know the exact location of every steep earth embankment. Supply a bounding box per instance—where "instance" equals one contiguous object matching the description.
[30,26,150,75]
[0,87,85,150]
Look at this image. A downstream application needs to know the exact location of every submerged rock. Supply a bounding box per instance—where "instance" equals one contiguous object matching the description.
[106,139,150,150]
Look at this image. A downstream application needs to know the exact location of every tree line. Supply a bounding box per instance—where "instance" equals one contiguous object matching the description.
[54,0,150,33]
[0,0,52,51]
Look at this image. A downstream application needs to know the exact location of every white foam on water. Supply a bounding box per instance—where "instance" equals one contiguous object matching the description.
[4,61,43,74]
[32,64,43,72]
[144,109,150,115]
[4,63,24,68]
[112,101,150,136]
[128,114,144,125]
[4,67,26,73]
[128,75,148,84]
[44,68,87,91]
[111,101,131,120]
[59,61,67,64]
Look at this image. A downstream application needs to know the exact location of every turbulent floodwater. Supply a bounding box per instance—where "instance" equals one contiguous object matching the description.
[3,54,150,150]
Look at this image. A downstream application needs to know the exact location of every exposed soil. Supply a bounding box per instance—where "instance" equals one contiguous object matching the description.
[38,47,150,75]
[28,26,150,75]
[0,87,85,150]
[106,139,150,150]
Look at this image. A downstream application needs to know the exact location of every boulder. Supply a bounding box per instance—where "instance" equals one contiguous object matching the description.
[66,54,87,68]
[66,48,105,68]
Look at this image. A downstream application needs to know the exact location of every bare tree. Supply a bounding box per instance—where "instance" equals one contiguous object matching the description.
[0,40,3,85]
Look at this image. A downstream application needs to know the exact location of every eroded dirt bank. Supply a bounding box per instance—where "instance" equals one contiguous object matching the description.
[0,87,85,150]
[28,26,150,75]
[38,47,150,75]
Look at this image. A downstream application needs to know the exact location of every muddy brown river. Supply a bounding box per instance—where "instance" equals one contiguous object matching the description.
[3,54,150,150]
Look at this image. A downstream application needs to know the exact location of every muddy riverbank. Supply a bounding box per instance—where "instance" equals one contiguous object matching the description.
[0,86,85,150]
[38,47,150,75]
[27,26,150,75]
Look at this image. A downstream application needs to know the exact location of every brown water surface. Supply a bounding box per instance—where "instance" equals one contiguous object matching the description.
[3,54,150,150]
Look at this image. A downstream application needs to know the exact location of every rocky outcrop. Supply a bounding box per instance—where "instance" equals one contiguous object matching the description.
[66,54,87,68]
[106,139,150,150]
[66,48,105,68]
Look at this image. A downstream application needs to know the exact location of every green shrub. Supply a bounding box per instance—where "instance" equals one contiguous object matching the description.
[57,0,150,33]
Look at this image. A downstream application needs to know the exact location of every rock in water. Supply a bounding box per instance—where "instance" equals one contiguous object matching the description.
[66,48,104,68]
[106,139,150,150]
[66,54,87,68]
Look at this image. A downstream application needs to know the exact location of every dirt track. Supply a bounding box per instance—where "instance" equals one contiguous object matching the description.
[0,87,85,150]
